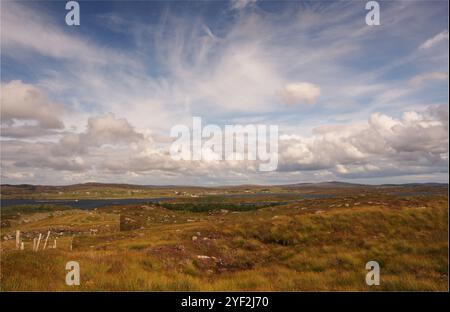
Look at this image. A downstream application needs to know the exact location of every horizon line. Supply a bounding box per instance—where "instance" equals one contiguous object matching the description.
[1,181,448,188]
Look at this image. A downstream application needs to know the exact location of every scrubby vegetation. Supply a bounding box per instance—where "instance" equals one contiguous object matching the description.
[155,201,282,212]
[1,204,73,217]
[1,184,448,291]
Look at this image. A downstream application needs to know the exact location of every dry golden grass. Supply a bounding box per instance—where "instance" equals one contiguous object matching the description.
[1,193,448,291]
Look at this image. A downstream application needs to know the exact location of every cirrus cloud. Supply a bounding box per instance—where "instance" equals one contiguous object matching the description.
[409,71,448,87]
[419,30,449,50]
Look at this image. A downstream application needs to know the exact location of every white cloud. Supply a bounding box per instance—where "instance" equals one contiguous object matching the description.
[409,71,448,87]
[419,30,449,50]
[230,0,258,11]
[278,105,448,177]
[1,105,447,182]
[280,82,321,106]
[54,113,147,157]
[1,2,135,67]
[85,113,144,146]
[1,80,67,138]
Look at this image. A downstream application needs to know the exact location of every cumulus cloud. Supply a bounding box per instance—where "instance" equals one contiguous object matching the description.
[1,140,88,172]
[1,106,447,182]
[280,82,321,106]
[85,113,144,146]
[1,80,66,138]
[1,113,151,176]
[419,30,449,50]
[278,105,448,178]
[54,113,147,157]
[409,71,449,87]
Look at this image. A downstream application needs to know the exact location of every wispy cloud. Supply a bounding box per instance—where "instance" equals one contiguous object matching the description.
[419,30,449,50]
[1,0,448,185]
[230,0,258,11]
[409,71,448,87]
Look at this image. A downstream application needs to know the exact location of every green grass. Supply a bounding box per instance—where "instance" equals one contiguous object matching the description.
[1,204,73,217]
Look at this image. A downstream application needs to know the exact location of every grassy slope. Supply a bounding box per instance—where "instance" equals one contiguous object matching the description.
[1,193,447,291]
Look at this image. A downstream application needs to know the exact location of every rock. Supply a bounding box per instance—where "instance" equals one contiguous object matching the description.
[192,236,198,241]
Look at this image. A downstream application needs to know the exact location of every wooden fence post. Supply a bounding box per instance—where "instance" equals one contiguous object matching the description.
[43,231,51,250]
[16,230,20,250]
[36,233,42,251]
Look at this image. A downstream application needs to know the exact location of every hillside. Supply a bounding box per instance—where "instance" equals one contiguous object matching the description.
[1,184,447,291]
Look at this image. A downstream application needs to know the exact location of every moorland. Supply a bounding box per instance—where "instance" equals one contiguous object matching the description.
[0,182,448,291]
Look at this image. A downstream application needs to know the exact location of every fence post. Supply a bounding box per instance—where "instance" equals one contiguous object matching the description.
[36,233,42,251]
[43,231,51,250]
[16,230,20,250]
[33,238,37,251]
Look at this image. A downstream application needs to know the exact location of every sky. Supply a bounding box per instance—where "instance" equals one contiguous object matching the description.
[0,0,448,186]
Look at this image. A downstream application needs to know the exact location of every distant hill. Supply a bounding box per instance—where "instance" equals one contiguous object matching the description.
[283,181,366,188]
[1,181,447,190]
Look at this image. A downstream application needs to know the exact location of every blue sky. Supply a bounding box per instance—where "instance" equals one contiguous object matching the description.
[1,0,448,185]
